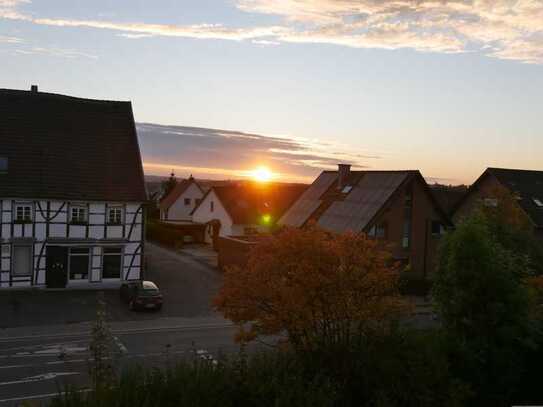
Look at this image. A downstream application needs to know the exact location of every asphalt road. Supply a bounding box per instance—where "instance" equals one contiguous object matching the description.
[0,320,243,406]
[0,242,223,328]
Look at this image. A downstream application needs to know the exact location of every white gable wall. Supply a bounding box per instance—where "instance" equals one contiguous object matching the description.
[192,190,234,242]
[163,183,204,221]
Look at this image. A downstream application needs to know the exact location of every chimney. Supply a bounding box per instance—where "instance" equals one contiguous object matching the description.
[337,164,351,190]
[30,85,38,93]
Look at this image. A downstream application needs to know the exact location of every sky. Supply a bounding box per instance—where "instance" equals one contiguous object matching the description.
[1,0,543,185]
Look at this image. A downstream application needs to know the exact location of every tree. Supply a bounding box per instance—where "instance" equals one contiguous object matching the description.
[88,293,117,392]
[433,214,537,404]
[214,226,408,352]
[479,187,543,276]
[161,170,177,198]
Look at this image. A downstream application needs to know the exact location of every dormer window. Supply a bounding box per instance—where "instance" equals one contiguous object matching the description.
[70,205,88,224]
[15,203,32,223]
[0,157,7,174]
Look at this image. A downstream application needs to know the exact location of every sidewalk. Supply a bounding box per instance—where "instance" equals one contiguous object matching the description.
[176,244,218,269]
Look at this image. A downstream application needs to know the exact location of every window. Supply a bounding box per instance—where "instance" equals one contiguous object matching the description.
[12,246,32,276]
[0,157,7,174]
[402,191,413,248]
[195,198,202,206]
[368,223,387,239]
[184,198,191,206]
[108,206,123,225]
[431,221,445,237]
[69,248,89,280]
[210,201,214,212]
[102,247,122,279]
[70,205,88,224]
[483,198,498,207]
[533,198,543,208]
[15,204,32,223]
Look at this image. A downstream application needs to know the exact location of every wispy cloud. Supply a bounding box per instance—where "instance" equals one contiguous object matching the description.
[0,34,23,43]
[14,46,98,59]
[2,0,543,64]
[137,123,380,182]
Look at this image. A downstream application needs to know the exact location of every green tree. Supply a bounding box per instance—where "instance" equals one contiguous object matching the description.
[433,214,537,405]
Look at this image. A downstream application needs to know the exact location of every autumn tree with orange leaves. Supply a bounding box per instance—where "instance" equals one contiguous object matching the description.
[214,226,408,352]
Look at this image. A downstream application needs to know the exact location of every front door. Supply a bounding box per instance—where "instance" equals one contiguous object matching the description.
[46,246,68,288]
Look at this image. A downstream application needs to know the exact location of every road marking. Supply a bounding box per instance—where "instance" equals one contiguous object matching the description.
[0,372,79,387]
[0,322,234,343]
[0,388,91,404]
[113,336,127,354]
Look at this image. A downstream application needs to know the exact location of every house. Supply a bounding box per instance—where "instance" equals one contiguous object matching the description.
[192,183,307,244]
[0,86,147,289]
[453,168,543,239]
[159,176,204,221]
[279,164,452,277]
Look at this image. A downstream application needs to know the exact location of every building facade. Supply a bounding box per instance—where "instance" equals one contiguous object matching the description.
[159,177,204,221]
[279,165,452,277]
[0,87,147,289]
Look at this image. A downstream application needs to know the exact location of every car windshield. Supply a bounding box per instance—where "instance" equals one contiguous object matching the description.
[140,288,159,296]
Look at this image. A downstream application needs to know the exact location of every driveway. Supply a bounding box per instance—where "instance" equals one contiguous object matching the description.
[0,242,223,329]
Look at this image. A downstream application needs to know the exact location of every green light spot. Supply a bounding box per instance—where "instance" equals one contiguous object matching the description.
[262,214,272,224]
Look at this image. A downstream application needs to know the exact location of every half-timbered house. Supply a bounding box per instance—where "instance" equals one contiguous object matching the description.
[0,86,147,289]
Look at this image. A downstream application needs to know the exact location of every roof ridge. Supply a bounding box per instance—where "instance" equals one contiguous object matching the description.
[0,88,131,105]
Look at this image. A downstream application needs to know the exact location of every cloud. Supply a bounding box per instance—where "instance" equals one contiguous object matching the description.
[0,34,23,43]
[136,123,380,182]
[2,0,543,63]
[237,0,543,63]
[14,46,98,59]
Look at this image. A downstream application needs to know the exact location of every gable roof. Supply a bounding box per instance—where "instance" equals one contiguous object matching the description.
[0,88,146,202]
[459,167,543,228]
[159,177,203,211]
[193,183,307,225]
[280,169,451,232]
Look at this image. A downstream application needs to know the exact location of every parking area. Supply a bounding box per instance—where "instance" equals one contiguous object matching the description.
[0,242,223,329]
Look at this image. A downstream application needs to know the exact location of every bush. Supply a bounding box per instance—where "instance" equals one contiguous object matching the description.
[50,351,336,407]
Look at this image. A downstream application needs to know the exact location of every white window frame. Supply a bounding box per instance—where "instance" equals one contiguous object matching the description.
[14,202,33,223]
[102,246,123,280]
[12,245,33,277]
[68,247,90,281]
[107,206,124,225]
[70,204,88,224]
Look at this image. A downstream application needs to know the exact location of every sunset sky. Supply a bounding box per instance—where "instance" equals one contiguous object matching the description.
[2,0,542,185]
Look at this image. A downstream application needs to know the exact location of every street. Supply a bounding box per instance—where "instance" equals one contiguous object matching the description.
[0,318,241,405]
[0,242,233,405]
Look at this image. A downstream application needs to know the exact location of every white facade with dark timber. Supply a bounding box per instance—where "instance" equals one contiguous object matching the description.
[0,87,147,289]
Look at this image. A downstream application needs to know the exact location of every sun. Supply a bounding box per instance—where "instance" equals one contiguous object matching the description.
[252,166,273,182]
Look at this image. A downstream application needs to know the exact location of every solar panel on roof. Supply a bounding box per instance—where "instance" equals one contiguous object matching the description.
[318,172,408,233]
[279,172,336,227]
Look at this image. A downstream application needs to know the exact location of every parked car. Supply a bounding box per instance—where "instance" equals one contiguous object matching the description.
[120,280,163,311]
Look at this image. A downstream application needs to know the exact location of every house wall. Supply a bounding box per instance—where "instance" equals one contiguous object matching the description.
[453,174,507,224]
[192,190,234,243]
[160,183,203,221]
[368,179,447,277]
[0,199,144,289]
